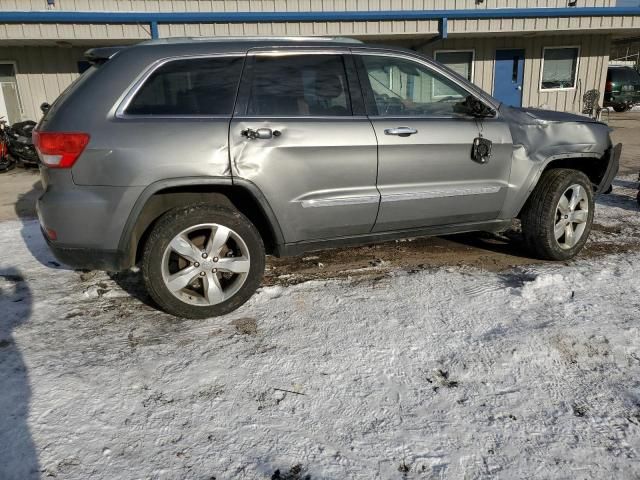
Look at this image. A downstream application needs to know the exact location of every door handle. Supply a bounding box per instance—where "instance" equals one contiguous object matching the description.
[384,127,418,137]
[241,128,281,140]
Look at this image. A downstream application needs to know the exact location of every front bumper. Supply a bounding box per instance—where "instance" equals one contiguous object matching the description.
[596,143,622,194]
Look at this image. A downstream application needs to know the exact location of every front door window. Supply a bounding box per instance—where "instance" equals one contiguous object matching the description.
[359,55,470,117]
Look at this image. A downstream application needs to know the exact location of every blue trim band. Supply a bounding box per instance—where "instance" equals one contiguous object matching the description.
[0,7,638,24]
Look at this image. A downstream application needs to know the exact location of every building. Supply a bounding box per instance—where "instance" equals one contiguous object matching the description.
[1,0,640,122]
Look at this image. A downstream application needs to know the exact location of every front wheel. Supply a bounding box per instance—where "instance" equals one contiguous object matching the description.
[142,204,265,318]
[613,104,630,113]
[520,169,595,261]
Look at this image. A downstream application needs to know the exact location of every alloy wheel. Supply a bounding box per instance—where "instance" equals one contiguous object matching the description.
[161,223,251,306]
[554,184,589,250]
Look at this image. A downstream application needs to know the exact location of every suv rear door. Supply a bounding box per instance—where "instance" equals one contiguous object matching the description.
[354,49,513,232]
[229,49,379,243]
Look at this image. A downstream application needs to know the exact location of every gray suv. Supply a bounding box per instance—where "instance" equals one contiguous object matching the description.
[35,37,620,318]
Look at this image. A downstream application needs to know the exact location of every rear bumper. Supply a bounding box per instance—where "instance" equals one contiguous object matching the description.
[596,143,621,194]
[42,229,128,271]
[604,92,640,106]
[36,169,144,271]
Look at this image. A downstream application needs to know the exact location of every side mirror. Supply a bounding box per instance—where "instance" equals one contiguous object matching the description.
[40,102,51,114]
[464,96,495,118]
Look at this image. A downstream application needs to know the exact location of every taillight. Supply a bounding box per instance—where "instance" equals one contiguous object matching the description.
[605,81,613,93]
[33,131,90,168]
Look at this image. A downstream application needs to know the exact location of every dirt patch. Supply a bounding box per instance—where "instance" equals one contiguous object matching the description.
[230,317,257,336]
[264,224,640,286]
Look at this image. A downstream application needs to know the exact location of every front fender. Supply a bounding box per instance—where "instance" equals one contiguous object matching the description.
[500,149,608,220]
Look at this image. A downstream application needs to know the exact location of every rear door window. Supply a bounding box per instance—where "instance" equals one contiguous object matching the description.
[125,56,244,116]
[245,54,352,116]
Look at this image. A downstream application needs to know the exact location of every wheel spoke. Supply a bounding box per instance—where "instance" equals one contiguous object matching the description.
[166,266,198,292]
[569,186,582,211]
[555,220,567,240]
[170,235,201,262]
[203,272,225,305]
[216,257,251,274]
[557,195,570,215]
[206,226,230,256]
[564,223,575,247]
[572,210,588,224]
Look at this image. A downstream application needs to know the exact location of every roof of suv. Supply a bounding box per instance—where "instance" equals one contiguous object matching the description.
[85,36,370,64]
[139,36,364,46]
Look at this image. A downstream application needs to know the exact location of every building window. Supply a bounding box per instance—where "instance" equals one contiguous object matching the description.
[434,50,474,98]
[540,46,579,91]
[125,56,244,116]
[435,50,474,82]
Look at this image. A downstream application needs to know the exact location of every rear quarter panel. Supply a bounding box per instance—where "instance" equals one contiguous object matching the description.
[38,45,240,187]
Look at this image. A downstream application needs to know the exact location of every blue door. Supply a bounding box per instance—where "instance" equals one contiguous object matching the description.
[493,49,525,107]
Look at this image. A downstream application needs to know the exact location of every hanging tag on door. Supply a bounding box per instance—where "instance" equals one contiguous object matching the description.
[472,136,492,164]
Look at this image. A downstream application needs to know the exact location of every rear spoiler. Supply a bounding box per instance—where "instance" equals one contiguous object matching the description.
[84,46,126,65]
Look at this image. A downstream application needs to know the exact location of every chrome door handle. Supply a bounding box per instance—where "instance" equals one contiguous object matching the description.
[384,127,418,137]
[241,128,281,140]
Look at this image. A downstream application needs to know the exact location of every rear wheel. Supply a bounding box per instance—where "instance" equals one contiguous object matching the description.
[520,169,594,261]
[142,204,265,318]
[613,104,629,112]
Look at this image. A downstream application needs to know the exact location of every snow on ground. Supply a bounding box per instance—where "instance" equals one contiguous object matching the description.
[1,176,640,480]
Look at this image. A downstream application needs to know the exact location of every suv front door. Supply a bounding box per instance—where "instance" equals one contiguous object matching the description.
[230,50,379,243]
[354,50,513,232]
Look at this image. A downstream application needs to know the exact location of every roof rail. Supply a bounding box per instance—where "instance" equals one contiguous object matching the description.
[138,36,363,46]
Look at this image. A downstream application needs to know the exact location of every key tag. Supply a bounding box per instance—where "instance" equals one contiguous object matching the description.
[472,134,492,164]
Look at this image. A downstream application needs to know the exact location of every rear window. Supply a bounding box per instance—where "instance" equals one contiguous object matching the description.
[610,67,640,84]
[126,56,244,116]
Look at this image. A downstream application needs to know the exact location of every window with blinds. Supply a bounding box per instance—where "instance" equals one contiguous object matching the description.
[541,47,579,90]
[434,50,474,98]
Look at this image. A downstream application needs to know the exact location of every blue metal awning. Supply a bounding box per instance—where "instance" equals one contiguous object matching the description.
[1,7,639,39]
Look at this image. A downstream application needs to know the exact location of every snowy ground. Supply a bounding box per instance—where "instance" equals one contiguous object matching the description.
[1,177,640,480]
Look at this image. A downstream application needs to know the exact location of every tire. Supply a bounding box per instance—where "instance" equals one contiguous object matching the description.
[520,169,595,261]
[0,158,15,173]
[613,104,629,113]
[142,203,265,318]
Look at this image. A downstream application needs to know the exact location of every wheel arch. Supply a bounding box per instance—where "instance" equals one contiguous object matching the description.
[118,177,285,268]
[512,151,612,218]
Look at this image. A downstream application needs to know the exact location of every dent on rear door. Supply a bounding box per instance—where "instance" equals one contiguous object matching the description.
[229,117,379,243]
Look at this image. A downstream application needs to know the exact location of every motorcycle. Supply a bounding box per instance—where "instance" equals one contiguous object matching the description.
[9,120,38,167]
[0,119,15,173]
[0,117,38,173]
